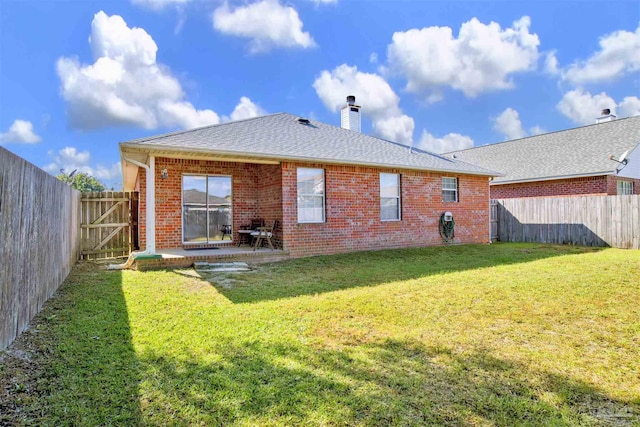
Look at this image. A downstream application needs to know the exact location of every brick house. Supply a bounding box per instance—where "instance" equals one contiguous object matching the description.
[446,114,640,199]
[119,98,499,258]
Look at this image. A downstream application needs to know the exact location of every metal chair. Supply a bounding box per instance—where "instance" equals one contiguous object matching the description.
[220,224,232,240]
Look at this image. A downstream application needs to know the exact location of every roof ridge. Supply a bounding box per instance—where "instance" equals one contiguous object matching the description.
[446,115,640,154]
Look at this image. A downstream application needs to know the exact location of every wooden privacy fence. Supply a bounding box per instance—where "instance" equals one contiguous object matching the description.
[80,191,138,260]
[492,195,640,249]
[1,147,81,351]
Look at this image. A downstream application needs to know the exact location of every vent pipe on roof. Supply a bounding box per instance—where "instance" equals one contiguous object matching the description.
[596,108,616,123]
[341,95,361,132]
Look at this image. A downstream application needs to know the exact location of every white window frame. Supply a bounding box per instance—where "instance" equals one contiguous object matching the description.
[380,173,401,221]
[297,168,325,223]
[181,174,232,244]
[617,180,633,195]
[442,177,458,203]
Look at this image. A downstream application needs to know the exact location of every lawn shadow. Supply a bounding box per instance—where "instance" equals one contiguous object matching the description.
[209,243,603,304]
[136,338,636,425]
[0,261,142,426]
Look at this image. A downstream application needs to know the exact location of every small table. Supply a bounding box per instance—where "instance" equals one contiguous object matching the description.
[237,229,254,247]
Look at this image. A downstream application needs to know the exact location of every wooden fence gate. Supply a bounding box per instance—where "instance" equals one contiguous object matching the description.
[80,191,139,260]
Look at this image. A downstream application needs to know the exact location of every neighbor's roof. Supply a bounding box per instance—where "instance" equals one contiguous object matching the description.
[119,113,499,189]
[446,116,640,185]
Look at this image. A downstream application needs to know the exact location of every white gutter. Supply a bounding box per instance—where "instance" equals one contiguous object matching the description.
[488,177,493,245]
[108,155,156,270]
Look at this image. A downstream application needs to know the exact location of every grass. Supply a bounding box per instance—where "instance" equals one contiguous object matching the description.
[1,243,639,426]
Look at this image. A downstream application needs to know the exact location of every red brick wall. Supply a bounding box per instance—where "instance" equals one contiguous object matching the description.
[605,176,640,195]
[491,175,640,198]
[137,158,491,256]
[257,164,283,247]
[281,162,490,257]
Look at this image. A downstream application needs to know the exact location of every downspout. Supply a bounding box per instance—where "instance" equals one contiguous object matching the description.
[108,155,157,270]
[488,177,493,245]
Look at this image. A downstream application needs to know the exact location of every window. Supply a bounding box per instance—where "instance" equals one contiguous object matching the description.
[442,177,458,202]
[380,173,401,221]
[182,175,232,243]
[297,168,325,223]
[617,180,634,195]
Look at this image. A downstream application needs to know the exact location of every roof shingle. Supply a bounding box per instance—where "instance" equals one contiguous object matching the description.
[446,116,640,184]
[120,113,499,177]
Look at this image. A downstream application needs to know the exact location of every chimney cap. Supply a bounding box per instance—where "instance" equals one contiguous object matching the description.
[346,95,356,105]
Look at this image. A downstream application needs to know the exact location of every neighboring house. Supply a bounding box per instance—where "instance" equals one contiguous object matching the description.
[119,97,499,258]
[446,114,640,199]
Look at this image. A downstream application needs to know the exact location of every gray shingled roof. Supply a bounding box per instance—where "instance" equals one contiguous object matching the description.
[120,113,498,177]
[446,116,640,184]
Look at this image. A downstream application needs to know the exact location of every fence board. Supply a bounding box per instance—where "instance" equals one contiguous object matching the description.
[492,195,640,249]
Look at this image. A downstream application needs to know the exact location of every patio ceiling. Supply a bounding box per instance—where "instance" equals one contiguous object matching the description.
[120,146,280,191]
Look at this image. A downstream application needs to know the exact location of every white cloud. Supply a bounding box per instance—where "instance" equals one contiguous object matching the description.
[44,147,92,175]
[311,0,337,4]
[44,146,121,182]
[0,119,41,144]
[418,131,474,154]
[312,64,414,143]
[544,51,559,75]
[369,52,378,64]
[618,96,640,117]
[157,101,220,129]
[385,16,539,99]
[131,0,190,10]
[558,90,640,124]
[228,96,266,121]
[557,89,617,125]
[529,125,546,136]
[57,11,219,131]
[493,108,526,140]
[95,162,123,181]
[212,0,316,53]
[562,26,640,85]
[373,115,414,145]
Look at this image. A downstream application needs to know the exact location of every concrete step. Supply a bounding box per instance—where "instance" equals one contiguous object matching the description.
[194,261,251,272]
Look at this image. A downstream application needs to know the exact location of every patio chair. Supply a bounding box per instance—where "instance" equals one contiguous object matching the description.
[237,219,265,247]
[251,220,278,251]
[220,224,232,240]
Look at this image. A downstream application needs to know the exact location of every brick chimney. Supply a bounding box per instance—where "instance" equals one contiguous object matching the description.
[596,108,616,123]
[341,95,361,132]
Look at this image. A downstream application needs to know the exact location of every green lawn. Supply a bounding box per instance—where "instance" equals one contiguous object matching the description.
[1,243,639,426]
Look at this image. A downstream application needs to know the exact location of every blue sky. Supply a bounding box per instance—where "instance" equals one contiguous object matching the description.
[1,0,638,189]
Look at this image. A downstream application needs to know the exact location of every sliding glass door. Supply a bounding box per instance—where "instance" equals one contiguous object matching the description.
[182,175,232,243]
